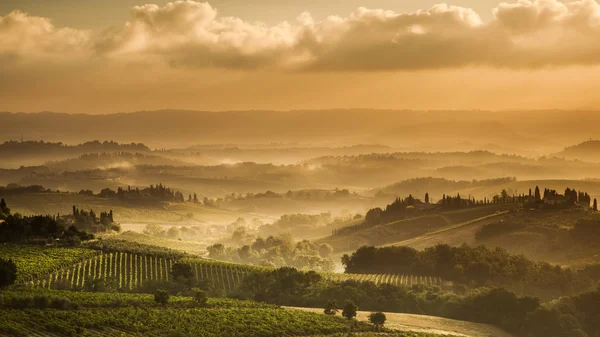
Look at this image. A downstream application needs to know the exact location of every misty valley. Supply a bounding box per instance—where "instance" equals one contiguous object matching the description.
[4,0,600,335]
[1,135,600,337]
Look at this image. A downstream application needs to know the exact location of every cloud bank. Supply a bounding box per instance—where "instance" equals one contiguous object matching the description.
[3,0,600,70]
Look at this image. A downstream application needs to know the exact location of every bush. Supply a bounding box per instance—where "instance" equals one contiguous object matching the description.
[154,290,169,305]
[0,258,17,288]
[194,289,208,307]
[33,295,49,308]
[50,297,74,310]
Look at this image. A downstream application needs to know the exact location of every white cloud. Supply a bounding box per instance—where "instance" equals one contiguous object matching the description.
[3,0,600,70]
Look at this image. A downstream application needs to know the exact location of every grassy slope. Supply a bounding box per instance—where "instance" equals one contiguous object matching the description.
[319,205,511,253]
[288,307,513,337]
[381,211,509,250]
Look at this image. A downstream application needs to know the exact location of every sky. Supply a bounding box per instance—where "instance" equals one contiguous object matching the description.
[1,0,599,114]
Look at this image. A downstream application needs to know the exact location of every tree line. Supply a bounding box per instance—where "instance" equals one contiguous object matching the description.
[341,244,600,300]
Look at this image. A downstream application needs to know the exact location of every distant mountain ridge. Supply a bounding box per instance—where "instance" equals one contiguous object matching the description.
[1,109,599,152]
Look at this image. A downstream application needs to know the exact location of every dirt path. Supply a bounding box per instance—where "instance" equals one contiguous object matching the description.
[285,307,514,337]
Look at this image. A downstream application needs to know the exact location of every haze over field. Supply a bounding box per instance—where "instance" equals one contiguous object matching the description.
[2,1,600,337]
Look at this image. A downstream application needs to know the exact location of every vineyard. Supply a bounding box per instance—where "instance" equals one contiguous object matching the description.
[0,290,374,337]
[25,253,441,293]
[323,273,443,287]
[0,245,100,283]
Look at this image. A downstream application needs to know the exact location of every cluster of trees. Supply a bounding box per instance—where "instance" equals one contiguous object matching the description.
[207,236,335,272]
[0,184,47,196]
[260,213,333,233]
[364,195,422,225]
[222,188,356,202]
[71,206,119,233]
[0,199,94,245]
[233,266,600,337]
[341,245,599,300]
[93,183,186,203]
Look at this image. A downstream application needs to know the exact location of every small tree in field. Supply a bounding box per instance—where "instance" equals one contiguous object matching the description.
[194,289,208,307]
[154,290,169,306]
[342,300,358,321]
[0,258,17,288]
[369,312,387,331]
[324,300,338,315]
[594,199,598,212]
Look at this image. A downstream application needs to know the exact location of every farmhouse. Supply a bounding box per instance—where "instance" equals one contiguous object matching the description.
[544,194,569,206]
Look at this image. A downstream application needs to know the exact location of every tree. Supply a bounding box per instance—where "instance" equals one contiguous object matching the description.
[368,312,386,331]
[594,199,598,212]
[0,258,17,288]
[534,186,541,202]
[154,290,169,305]
[324,300,338,316]
[194,289,208,306]
[425,193,430,204]
[319,243,334,258]
[342,300,358,321]
[171,263,194,282]
[0,198,9,219]
[143,223,163,237]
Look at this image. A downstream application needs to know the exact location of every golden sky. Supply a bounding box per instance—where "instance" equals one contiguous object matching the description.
[1,0,599,114]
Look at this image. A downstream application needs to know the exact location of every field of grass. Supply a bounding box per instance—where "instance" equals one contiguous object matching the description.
[0,245,99,284]
[0,290,374,337]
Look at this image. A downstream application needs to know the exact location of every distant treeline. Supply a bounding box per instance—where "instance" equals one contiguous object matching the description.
[361,185,594,228]
[341,244,600,300]
[0,184,49,195]
[44,151,184,170]
[80,183,186,203]
[0,140,150,159]
[222,188,356,202]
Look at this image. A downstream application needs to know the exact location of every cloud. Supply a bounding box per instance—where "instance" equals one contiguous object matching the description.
[3,0,600,70]
[0,10,91,65]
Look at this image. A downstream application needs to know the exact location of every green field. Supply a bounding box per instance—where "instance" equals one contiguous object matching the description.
[0,245,99,283]
[0,290,376,337]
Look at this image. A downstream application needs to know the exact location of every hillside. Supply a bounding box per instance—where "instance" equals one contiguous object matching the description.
[555,140,600,162]
[0,192,263,229]
[288,307,514,337]
[319,205,512,253]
